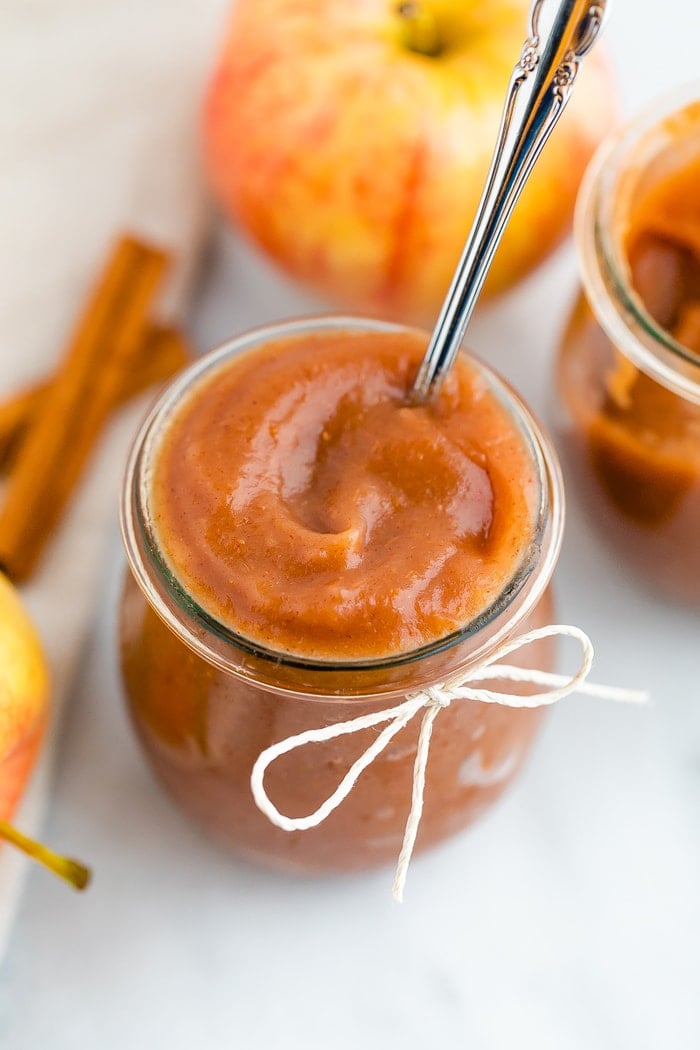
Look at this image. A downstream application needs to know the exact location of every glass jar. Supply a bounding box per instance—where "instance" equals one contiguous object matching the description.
[119,317,564,874]
[557,86,700,605]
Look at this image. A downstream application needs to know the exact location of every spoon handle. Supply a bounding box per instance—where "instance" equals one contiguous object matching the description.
[411,0,608,403]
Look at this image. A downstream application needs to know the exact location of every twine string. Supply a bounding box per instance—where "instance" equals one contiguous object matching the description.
[250,624,648,901]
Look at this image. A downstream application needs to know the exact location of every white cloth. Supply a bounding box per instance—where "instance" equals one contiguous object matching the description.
[0,0,230,958]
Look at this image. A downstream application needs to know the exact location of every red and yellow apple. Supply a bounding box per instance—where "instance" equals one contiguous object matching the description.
[203,0,618,324]
[0,570,48,824]
[0,571,89,889]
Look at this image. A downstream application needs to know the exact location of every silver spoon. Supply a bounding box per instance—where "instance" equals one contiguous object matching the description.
[411,0,609,403]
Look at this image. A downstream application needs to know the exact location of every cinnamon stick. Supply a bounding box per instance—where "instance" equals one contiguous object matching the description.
[0,324,190,471]
[0,236,168,581]
[0,387,34,469]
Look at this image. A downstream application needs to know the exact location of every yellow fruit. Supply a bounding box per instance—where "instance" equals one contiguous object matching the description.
[0,572,90,889]
[0,570,49,822]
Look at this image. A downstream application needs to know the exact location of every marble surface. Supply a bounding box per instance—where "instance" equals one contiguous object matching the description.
[3,3,700,1047]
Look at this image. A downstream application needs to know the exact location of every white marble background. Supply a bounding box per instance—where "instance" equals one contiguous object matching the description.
[3,1,699,1047]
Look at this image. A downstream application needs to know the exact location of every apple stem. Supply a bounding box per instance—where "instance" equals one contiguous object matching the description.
[0,818,91,891]
[396,2,442,57]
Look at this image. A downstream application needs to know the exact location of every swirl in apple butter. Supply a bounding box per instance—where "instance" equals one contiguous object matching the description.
[150,328,538,659]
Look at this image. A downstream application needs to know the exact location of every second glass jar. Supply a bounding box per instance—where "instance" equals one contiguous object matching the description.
[557,86,700,606]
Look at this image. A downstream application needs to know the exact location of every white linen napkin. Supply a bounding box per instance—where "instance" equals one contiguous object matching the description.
[0,0,230,958]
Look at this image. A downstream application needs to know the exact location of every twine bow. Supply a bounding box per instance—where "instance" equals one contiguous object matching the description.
[250,625,647,902]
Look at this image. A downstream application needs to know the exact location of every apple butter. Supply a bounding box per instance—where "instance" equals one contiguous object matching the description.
[557,91,700,605]
[120,318,564,873]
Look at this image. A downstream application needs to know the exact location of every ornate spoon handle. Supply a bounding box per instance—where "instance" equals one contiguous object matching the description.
[410,0,608,403]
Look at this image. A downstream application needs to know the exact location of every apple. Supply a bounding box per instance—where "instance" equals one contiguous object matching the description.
[0,570,48,823]
[203,0,618,324]
[0,571,89,889]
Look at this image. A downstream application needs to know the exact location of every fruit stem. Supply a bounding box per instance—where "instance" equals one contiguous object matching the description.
[396,2,442,57]
[0,818,91,891]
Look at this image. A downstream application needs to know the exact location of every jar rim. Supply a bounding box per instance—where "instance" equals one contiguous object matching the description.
[575,79,700,404]
[120,315,564,697]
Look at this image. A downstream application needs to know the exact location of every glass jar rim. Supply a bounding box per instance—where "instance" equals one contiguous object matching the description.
[575,79,700,405]
[120,315,564,698]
